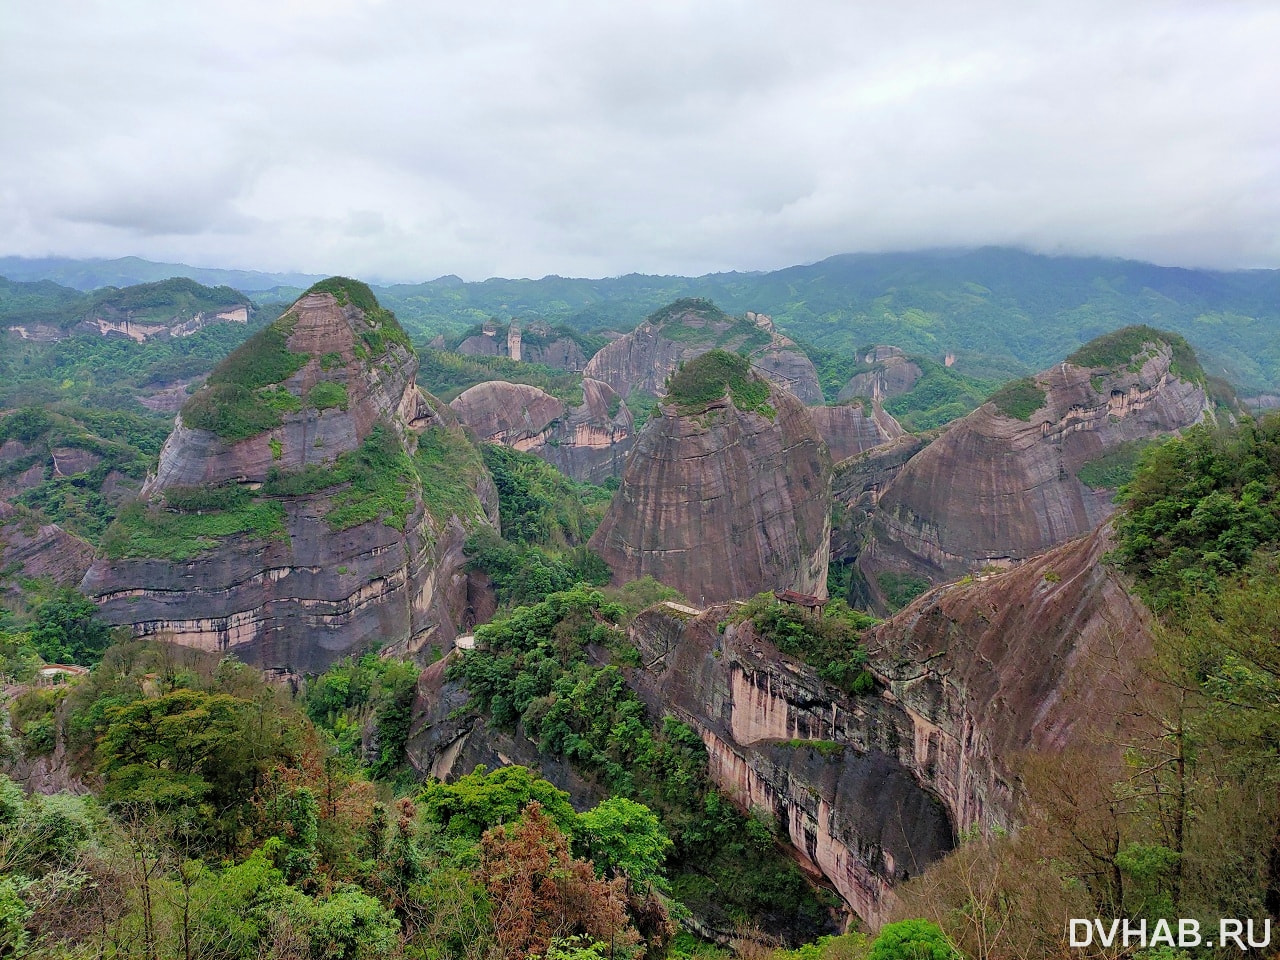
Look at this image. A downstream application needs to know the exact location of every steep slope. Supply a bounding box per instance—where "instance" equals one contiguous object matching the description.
[589,350,830,604]
[454,319,591,371]
[81,279,497,674]
[837,346,923,402]
[0,502,95,598]
[807,402,905,463]
[861,327,1211,594]
[582,299,823,405]
[449,377,633,483]
[619,522,1152,925]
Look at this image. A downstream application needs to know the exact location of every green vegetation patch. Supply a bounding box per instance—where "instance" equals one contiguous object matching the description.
[102,495,286,561]
[1067,324,1205,383]
[463,445,613,608]
[876,572,932,611]
[414,423,488,526]
[1113,414,1280,611]
[1076,438,1156,491]
[987,376,1047,420]
[306,380,349,411]
[416,348,585,405]
[883,357,1000,432]
[730,594,878,695]
[481,444,612,547]
[305,653,420,780]
[325,425,418,531]
[181,313,308,441]
[665,349,773,416]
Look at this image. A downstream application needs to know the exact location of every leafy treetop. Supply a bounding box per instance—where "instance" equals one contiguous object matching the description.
[664,349,773,416]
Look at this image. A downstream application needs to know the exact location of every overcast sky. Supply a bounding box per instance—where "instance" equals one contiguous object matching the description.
[2,0,1277,282]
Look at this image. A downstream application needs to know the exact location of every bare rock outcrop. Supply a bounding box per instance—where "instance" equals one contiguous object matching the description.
[583,298,823,405]
[0,503,95,596]
[456,319,588,371]
[449,377,634,483]
[862,332,1211,589]
[82,280,498,674]
[837,346,923,403]
[589,351,830,605]
[622,522,1153,926]
[627,602,953,927]
[808,402,905,464]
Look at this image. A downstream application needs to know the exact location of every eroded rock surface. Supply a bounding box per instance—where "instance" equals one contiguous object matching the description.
[82,285,498,674]
[456,320,588,371]
[808,403,905,464]
[0,502,95,596]
[863,338,1210,587]
[583,299,823,405]
[627,603,953,926]
[450,377,634,483]
[838,347,923,403]
[589,368,831,604]
[621,523,1152,925]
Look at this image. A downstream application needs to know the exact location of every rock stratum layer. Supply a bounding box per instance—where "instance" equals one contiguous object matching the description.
[620,522,1152,926]
[82,281,497,675]
[808,402,905,464]
[583,299,823,405]
[837,346,923,403]
[455,319,588,371]
[589,357,831,604]
[449,378,633,483]
[864,335,1211,587]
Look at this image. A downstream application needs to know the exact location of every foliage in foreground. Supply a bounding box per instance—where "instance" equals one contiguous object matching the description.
[451,586,839,942]
[730,594,877,695]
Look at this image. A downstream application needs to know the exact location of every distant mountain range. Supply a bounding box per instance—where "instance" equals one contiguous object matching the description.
[0,255,324,293]
[4,247,1280,392]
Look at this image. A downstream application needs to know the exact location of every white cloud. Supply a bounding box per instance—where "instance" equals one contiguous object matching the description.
[1,0,1277,280]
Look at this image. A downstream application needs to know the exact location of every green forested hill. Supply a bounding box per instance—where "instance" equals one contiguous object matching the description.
[6,248,1280,390]
[374,249,1280,390]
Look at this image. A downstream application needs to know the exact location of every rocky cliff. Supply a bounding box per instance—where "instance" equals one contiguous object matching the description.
[582,299,823,405]
[0,502,95,598]
[620,522,1152,925]
[81,279,498,675]
[862,330,1211,589]
[808,402,905,464]
[626,602,954,926]
[449,378,633,484]
[837,346,923,403]
[589,350,830,605]
[455,319,589,371]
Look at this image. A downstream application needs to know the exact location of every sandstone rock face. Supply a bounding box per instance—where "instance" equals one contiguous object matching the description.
[589,374,831,605]
[808,403,905,464]
[582,299,823,405]
[0,502,95,596]
[838,346,923,403]
[864,340,1210,586]
[865,524,1155,833]
[82,285,499,674]
[456,320,588,371]
[146,293,422,491]
[627,603,954,927]
[449,378,634,483]
[622,524,1152,926]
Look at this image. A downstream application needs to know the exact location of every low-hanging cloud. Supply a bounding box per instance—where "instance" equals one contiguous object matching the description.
[1,0,1277,281]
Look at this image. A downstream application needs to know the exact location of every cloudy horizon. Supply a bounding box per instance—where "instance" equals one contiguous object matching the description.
[3,0,1278,283]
